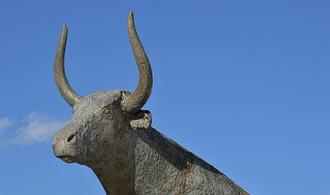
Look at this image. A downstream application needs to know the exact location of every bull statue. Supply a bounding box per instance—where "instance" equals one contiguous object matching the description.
[52,11,248,195]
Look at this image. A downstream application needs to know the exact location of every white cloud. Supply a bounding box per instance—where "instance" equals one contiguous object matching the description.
[1,112,67,146]
[0,117,12,133]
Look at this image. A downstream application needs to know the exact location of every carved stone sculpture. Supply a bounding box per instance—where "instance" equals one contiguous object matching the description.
[52,11,249,195]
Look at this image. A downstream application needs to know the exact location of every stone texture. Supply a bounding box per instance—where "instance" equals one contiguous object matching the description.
[52,11,249,195]
[52,91,248,195]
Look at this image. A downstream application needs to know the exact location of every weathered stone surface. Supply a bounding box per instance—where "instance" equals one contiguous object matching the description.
[52,11,248,195]
[53,91,248,194]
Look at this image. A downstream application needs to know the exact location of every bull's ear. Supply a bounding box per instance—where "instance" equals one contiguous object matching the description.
[129,110,152,130]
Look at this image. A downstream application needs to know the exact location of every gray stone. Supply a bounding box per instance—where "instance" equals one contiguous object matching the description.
[52,11,248,195]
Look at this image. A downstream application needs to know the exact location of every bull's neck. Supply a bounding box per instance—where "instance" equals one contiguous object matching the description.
[92,160,135,195]
[88,127,196,195]
[89,128,137,195]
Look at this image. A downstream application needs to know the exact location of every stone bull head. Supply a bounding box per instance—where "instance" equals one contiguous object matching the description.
[52,12,248,195]
[53,11,151,161]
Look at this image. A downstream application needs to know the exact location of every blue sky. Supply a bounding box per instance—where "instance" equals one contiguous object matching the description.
[0,0,329,194]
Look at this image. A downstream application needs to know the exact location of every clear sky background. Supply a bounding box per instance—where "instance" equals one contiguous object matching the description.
[0,0,329,194]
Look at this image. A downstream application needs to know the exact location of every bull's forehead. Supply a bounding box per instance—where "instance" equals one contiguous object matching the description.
[73,90,123,115]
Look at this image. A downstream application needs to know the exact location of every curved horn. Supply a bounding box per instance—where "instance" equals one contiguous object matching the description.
[122,12,153,113]
[54,25,82,107]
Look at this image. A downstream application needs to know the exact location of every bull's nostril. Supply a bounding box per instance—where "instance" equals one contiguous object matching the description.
[67,132,77,143]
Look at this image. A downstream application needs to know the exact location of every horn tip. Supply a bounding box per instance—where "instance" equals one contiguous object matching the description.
[62,24,68,30]
[61,25,68,35]
[128,11,134,20]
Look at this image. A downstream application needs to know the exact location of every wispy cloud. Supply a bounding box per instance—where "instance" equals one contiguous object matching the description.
[0,117,12,134]
[0,112,67,146]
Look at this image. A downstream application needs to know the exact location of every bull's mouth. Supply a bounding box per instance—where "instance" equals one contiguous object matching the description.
[57,155,76,163]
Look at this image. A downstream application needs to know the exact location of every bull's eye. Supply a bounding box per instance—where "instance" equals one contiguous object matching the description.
[103,107,112,115]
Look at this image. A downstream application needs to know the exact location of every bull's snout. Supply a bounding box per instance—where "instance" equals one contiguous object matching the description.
[52,125,79,163]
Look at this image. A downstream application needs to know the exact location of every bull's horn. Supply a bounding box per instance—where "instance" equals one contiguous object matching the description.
[54,25,82,107]
[122,11,153,113]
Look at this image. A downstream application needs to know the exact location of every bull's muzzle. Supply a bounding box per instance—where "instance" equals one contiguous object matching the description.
[52,124,79,163]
